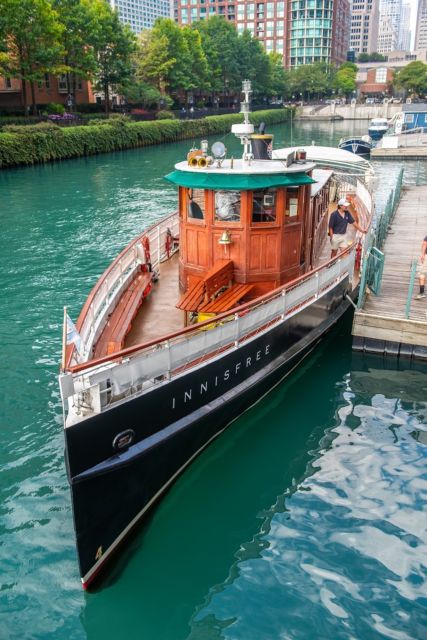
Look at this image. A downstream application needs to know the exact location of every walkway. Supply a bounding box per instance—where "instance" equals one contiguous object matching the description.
[352,185,427,356]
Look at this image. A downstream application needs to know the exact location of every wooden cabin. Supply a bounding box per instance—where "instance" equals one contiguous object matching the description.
[165,154,332,323]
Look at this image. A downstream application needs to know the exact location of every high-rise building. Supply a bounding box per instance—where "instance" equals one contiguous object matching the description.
[377,0,402,53]
[377,14,398,52]
[175,0,350,68]
[110,0,172,34]
[415,0,427,50]
[398,1,411,51]
[349,0,379,55]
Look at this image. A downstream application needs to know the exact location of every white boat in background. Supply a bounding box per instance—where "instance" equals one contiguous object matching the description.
[368,118,389,140]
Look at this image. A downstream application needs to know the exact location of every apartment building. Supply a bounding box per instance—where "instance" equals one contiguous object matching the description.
[110,0,172,34]
[415,0,427,50]
[175,0,350,68]
[349,0,379,55]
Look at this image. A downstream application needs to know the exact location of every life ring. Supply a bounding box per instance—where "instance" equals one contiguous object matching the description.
[142,236,151,265]
[165,228,173,258]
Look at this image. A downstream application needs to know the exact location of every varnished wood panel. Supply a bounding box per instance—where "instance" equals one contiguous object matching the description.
[248,232,279,272]
[186,227,208,267]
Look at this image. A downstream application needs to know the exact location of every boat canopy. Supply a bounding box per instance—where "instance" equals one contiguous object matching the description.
[164,170,316,190]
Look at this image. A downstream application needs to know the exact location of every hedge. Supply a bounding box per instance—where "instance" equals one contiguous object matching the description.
[0,108,292,169]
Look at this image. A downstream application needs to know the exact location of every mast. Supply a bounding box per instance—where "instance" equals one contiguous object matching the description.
[231,79,255,165]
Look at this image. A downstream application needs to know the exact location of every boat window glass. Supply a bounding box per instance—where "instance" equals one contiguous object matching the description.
[252,189,277,222]
[214,191,241,222]
[187,189,205,220]
[285,188,299,219]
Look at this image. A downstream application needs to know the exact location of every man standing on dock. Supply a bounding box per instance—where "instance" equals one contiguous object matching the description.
[416,235,427,299]
[329,197,367,258]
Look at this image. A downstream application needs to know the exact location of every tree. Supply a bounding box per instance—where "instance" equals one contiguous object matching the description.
[135,28,176,96]
[289,63,333,101]
[333,63,357,96]
[238,30,270,99]
[0,0,64,113]
[87,0,136,112]
[194,16,241,99]
[182,26,210,99]
[53,0,98,104]
[394,61,427,96]
[267,53,288,98]
[358,52,387,63]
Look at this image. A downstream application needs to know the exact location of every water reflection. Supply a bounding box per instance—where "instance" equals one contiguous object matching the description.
[186,354,427,640]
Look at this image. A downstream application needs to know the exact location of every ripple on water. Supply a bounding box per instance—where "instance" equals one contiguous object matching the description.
[189,380,427,640]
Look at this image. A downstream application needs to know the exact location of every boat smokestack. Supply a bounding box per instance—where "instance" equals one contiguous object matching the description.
[251,133,274,160]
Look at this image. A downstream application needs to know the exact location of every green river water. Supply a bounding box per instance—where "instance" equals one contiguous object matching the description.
[0,121,426,640]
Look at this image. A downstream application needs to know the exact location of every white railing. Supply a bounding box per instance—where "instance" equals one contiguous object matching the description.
[60,251,355,410]
[68,212,179,365]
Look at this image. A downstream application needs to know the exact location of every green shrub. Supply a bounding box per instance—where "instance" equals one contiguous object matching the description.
[0,108,293,168]
[44,102,65,115]
[156,110,176,120]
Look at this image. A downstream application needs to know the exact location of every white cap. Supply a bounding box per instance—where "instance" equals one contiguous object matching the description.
[338,198,350,207]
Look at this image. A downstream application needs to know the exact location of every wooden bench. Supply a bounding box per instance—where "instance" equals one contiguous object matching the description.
[176,280,205,312]
[199,283,254,313]
[94,271,152,357]
[204,259,233,300]
[176,259,233,312]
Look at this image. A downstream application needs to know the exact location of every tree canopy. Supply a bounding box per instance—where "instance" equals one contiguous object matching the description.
[394,61,427,97]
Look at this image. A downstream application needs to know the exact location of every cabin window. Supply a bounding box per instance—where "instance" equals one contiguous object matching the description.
[285,188,299,218]
[252,189,277,222]
[404,114,414,123]
[187,189,205,220]
[215,191,241,222]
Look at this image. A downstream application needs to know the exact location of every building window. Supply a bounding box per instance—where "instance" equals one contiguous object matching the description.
[187,189,205,220]
[45,74,50,89]
[5,77,12,89]
[215,191,241,222]
[252,189,276,222]
[58,74,67,91]
[375,67,387,83]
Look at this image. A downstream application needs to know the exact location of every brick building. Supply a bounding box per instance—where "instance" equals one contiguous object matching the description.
[0,74,94,113]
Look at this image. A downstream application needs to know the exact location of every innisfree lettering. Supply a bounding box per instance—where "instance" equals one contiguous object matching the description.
[171,344,271,409]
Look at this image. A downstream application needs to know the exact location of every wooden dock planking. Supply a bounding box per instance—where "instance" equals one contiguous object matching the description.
[353,185,427,353]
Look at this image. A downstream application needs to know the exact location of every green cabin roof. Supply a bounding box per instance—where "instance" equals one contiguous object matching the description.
[164,170,316,191]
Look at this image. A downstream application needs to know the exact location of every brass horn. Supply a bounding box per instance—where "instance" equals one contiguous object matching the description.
[197,156,207,168]
[189,155,200,167]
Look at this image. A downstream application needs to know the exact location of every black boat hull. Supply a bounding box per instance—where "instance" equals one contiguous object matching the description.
[66,277,352,587]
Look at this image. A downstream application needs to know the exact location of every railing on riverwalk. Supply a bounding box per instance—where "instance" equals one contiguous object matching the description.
[65,212,179,368]
[60,250,356,413]
[357,168,403,309]
[405,259,418,319]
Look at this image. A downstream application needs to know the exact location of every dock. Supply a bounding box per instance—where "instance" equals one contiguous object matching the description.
[371,147,427,159]
[371,131,427,159]
[352,184,427,360]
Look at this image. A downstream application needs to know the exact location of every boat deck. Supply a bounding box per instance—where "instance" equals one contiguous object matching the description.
[125,252,183,347]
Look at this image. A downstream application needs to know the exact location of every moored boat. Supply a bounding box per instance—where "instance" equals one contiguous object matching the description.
[59,81,375,589]
[338,135,373,156]
[368,117,389,140]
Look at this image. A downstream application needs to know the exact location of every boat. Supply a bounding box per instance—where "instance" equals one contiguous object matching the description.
[338,135,373,156]
[59,81,375,589]
[368,117,389,140]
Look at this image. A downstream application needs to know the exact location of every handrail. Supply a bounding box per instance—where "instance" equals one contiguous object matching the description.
[69,243,355,375]
[64,211,179,369]
[405,259,417,319]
